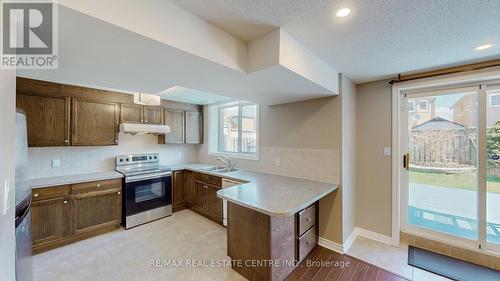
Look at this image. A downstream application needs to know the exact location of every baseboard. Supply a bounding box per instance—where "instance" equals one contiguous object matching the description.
[355,227,392,245]
[343,229,358,253]
[318,237,344,254]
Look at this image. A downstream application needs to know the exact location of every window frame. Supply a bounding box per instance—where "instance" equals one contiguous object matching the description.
[208,101,259,160]
[488,93,500,107]
[417,100,429,112]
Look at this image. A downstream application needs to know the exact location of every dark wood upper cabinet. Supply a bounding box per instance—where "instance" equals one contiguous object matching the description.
[17,94,70,147]
[120,104,143,123]
[160,109,185,144]
[143,106,164,125]
[71,98,119,146]
[185,111,202,144]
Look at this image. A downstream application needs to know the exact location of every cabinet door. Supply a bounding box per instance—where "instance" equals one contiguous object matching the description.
[120,104,143,123]
[172,170,186,212]
[206,183,223,222]
[17,94,70,147]
[191,180,206,213]
[185,171,194,204]
[31,197,70,251]
[185,112,202,144]
[143,106,164,125]
[71,98,119,146]
[164,109,185,144]
[71,189,121,236]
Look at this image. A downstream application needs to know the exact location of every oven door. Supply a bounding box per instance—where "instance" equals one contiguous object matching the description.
[124,173,172,216]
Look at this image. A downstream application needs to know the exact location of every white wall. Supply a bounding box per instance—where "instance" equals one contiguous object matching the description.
[28,135,198,178]
[0,69,17,281]
[340,74,357,241]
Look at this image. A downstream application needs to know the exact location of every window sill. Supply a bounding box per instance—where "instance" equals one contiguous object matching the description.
[208,151,259,161]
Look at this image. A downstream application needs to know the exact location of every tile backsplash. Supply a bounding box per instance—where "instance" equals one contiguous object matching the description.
[198,146,339,184]
[28,134,198,178]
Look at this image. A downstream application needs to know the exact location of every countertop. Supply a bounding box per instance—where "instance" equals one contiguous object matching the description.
[172,163,338,217]
[30,171,124,189]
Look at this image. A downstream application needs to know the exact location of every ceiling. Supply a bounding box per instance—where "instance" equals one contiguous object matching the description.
[171,0,500,83]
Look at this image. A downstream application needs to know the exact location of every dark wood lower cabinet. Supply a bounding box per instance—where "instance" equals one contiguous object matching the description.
[185,173,223,224]
[172,170,188,212]
[31,194,70,253]
[31,179,122,254]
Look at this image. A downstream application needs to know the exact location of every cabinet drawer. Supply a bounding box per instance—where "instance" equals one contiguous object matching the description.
[32,185,69,202]
[298,226,317,262]
[298,204,316,236]
[194,172,221,187]
[71,179,122,195]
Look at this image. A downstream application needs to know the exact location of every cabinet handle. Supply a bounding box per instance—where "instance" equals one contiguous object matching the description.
[64,139,69,143]
[145,120,148,123]
[141,119,144,122]
[118,191,121,195]
[63,200,68,204]
[96,184,101,188]
[33,193,39,197]
[114,140,118,143]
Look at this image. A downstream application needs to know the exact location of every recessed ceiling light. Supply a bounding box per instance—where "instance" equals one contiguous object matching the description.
[475,44,494,51]
[336,8,351,18]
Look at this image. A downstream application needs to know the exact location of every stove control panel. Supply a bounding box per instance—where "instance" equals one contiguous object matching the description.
[116,153,159,166]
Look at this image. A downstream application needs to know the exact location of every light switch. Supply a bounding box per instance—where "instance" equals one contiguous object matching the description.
[52,159,61,167]
[384,147,391,156]
[2,179,10,215]
[275,158,280,167]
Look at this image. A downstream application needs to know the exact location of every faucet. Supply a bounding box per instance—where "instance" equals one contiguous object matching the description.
[217,156,233,170]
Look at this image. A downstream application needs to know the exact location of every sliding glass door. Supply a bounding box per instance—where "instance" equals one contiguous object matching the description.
[401,83,500,252]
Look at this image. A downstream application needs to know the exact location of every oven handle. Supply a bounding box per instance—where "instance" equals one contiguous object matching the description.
[125,171,172,183]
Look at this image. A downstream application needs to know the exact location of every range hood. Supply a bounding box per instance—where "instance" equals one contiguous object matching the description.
[119,123,171,135]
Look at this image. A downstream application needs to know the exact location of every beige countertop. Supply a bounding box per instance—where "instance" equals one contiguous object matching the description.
[172,163,338,217]
[30,171,124,189]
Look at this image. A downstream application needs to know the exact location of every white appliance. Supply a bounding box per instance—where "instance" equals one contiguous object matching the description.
[119,123,171,135]
[221,178,243,227]
[15,109,33,281]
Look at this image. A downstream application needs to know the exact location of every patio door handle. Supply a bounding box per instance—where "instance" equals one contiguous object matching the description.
[403,153,410,170]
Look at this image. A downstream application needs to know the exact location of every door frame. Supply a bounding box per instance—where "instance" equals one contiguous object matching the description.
[391,66,500,248]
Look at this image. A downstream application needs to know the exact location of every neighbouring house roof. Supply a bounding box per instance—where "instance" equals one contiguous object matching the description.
[412,116,465,131]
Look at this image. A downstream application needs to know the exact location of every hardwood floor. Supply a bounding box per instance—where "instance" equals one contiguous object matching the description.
[286,246,409,281]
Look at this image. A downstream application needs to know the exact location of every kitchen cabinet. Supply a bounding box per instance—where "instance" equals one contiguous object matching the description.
[159,109,185,144]
[121,104,164,125]
[189,173,222,224]
[31,186,70,254]
[120,104,143,123]
[16,93,70,147]
[172,170,187,212]
[185,111,202,144]
[71,97,120,146]
[185,171,194,204]
[70,180,122,237]
[143,106,164,124]
[31,179,122,253]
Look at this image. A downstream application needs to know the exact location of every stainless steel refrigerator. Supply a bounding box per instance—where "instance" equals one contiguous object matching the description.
[15,109,32,281]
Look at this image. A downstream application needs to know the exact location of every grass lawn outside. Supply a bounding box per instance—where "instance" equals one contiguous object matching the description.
[409,170,500,194]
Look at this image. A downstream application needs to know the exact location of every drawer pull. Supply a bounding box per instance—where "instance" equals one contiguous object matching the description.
[63,200,68,204]
[118,191,121,195]
[96,184,101,188]
[33,193,39,197]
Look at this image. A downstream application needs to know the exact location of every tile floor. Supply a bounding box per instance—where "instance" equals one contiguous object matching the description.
[346,236,453,281]
[33,210,246,281]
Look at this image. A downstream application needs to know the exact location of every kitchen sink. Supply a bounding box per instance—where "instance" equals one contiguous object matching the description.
[213,168,239,173]
[200,166,220,171]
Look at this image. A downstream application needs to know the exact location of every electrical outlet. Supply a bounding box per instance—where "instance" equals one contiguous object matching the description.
[384,147,391,156]
[177,152,182,159]
[52,159,61,167]
[275,158,280,167]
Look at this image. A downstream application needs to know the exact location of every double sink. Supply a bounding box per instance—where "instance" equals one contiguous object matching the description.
[200,166,239,174]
